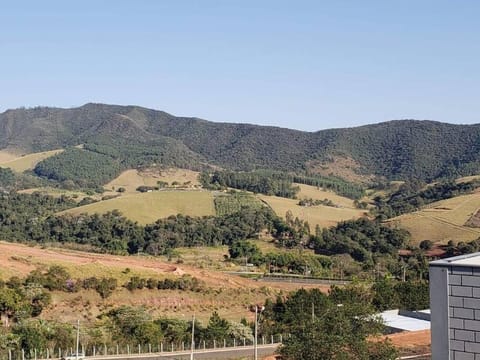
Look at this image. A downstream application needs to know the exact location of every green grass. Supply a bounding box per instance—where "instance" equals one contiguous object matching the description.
[214,191,264,216]
[59,190,215,224]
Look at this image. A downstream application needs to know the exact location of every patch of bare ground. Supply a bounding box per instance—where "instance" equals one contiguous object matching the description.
[306,156,375,184]
[0,241,331,323]
[0,149,22,163]
[385,330,431,356]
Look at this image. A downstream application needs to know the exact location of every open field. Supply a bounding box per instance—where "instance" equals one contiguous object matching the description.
[105,168,200,193]
[0,150,21,163]
[18,186,105,201]
[387,192,480,245]
[0,149,63,172]
[59,190,215,224]
[258,194,367,230]
[0,241,330,324]
[295,183,357,208]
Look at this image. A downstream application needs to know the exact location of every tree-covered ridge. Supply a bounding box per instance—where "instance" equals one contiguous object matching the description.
[34,148,121,189]
[200,170,300,198]
[373,179,480,219]
[200,169,364,200]
[3,104,480,182]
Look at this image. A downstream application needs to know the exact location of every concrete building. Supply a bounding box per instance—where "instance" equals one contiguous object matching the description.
[430,253,480,360]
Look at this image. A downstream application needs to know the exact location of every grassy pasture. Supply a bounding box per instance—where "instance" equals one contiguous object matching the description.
[388,192,480,245]
[18,187,103,201]
[258,194,367,230]
[59,190,215,224]
[105,168,200,193]
[295,183,357,208]
[0,149,63,172]
[214,191,264,216]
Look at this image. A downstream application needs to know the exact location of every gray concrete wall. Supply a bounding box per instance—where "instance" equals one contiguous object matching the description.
[430,265,450,359]
[431,263,480,360]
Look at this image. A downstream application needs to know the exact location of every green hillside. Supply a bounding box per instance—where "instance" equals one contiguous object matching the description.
[2,104,480,183]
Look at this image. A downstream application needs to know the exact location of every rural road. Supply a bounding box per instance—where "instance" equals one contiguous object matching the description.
[85,344,279,360]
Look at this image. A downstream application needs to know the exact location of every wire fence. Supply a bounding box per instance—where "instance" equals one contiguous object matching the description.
[2,334,286,360]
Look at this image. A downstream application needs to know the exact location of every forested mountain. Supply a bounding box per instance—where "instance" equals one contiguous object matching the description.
[2,103,480,182]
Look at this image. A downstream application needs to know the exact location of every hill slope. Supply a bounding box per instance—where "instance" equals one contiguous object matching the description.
[2,104,480,181]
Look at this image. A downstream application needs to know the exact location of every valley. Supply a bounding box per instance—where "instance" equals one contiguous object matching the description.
[2,105,480,359]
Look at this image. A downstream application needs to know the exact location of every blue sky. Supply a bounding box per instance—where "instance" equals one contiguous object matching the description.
[1,1,479,131]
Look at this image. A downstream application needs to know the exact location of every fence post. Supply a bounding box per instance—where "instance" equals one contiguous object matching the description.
[171,343,173,352]
[160,343,163,353]
[93,346,96,357]
[82,345,85,355]
[8,349,11,360]
[127,344,130,355]
[138,344,141,354]
[262,336,265,345]
[22,349,25,360]
[116,344,119,355]
[213,340,216,349]
[203,340,205,350]
[271,335,273,344]
[182,342,184,351]
[234,338,236,347]
[47,348,50,360]
[280,334,282,343]
[243,338,246,347]
[59,348,61,359]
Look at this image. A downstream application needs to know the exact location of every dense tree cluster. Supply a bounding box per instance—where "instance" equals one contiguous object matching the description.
[260,286,398,359]
[311,218,410,264]
[228,240,332,276]
[34,148,121,189]
[0,167,47,192]
[291,174,365,199]
[200,170,300,198]
[124,275,204,292]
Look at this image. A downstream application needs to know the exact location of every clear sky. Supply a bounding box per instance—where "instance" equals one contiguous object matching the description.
[1,1,479,131]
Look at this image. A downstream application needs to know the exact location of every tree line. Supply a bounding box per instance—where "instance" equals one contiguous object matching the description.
[373,179,480,219]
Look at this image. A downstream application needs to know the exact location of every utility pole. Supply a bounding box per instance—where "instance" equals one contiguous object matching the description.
[254,306,258,360]
[190,314,195,360]
[311,302,315,321]
[75,320,80,360]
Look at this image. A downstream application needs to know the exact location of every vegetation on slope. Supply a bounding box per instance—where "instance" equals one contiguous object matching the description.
[373,179,480,219]
[3,104,480,183]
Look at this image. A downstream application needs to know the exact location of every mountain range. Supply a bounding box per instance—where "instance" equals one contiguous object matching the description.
[1,103,480,182]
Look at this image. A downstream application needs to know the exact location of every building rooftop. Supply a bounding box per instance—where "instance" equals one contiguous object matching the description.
[430,252,480,267]
[379,309,431,332]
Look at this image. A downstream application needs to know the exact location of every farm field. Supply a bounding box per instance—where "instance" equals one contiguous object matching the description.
[0,149,63,172]
[59,190,215,224]
[0,241,329,323]
[18,187,104,201]
[295,183,357,208]
[105,168,200,193]
[258,194,367,230]
[388,192,480,245]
